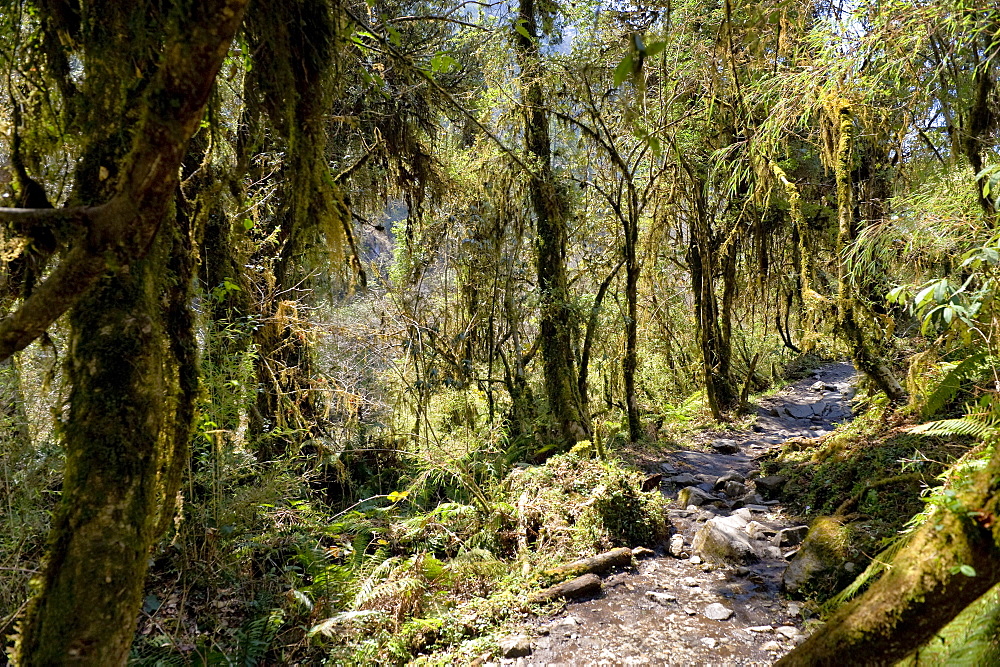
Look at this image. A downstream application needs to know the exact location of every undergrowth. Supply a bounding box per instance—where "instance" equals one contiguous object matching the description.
[129,449,667,665]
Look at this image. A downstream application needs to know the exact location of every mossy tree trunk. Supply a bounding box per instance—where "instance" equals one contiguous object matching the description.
[243,0,340,461]
[622,188,642,443]
[513,0,588,450]
[778,444,1000,666]
[687,171,737,419]
[4,1,248,663]
[17,252,169,665]
[831,105,906,402]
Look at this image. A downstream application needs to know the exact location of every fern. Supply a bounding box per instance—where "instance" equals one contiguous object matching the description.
[234,609,283,666]
[910,417,999,439]
[922,352,995,418]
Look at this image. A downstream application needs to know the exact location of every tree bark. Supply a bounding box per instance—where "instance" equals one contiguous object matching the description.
[778,446,1000,666]
[12,1,248,663]
[514,0,588,450]
[17,253,168,665]
[623,209,642,443]
[832,106,906,402]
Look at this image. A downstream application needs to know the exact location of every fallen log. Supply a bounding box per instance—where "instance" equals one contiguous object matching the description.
[543,547,633,579]
[530,573,602,604]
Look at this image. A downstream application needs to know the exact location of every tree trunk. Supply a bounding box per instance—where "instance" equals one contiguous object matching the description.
[688,182,737,419]
[778,445,1000,666]
[832,106,906,402]
[9,2,247,662]
[579,258,623,419]
[514,0,588,449]
[17,253,170,665]
[624,217,642,443]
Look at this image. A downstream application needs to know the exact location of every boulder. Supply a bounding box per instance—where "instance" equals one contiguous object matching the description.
[500,635,533,658]
[724,480,749,498]
[711,439,740,454]
[754,476,787,500]
[782,516,851,596]
[692,514,759,564]
[773,526,809,548]
[713,471,746,490]
[677,486,716,507]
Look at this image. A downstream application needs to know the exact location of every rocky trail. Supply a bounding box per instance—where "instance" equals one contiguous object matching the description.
[497,362,858,666]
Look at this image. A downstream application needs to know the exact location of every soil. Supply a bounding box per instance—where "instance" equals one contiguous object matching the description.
[497,361,857,666]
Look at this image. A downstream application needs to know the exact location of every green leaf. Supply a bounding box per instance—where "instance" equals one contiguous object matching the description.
[886,285,910,305]
[514,20,531,40]
[613,53,633,87]
[960,564,977,577]
[142,594,161,614]
[242,218,254,230]
[430,53,457,74]
[645,40,667,57]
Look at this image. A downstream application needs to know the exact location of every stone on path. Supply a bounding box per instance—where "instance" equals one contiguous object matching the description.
[692,514,759,564]
[668,534,686,558]
[776,626,801,639]
[773,526,809,548]
[677,486,715,507]
[667,473,700,486]
[703,603,734,620]
[713,471,745,490]
[711,439,740,454]
[500,634,533,658]
[724,480,748,498]
[747,625,773,633]
[645,590,676,605]
[631,546,655,559]
[786,404,813,419]
[754,475,788,500]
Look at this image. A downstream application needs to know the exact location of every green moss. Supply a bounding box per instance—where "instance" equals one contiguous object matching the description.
[507,453,669,560]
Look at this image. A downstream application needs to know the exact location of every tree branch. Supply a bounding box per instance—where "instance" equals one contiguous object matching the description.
[0,0,248,363]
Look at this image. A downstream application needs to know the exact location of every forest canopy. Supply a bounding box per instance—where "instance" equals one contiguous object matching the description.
[0,0,998,664]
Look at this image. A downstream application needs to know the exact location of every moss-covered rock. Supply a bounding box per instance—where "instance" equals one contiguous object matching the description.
[506,453,671,562]
[783,516,852,597]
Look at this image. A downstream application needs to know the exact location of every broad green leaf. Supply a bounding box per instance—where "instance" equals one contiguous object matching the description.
[645,40,667,57]
[431,53,457,74]
[613,53,633,87]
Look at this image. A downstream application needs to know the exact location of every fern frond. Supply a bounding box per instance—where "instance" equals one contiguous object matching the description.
[923,352,994,417]
[910,417,998,439]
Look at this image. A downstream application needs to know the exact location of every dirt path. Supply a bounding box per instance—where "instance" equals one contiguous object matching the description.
[499,362,857,666]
